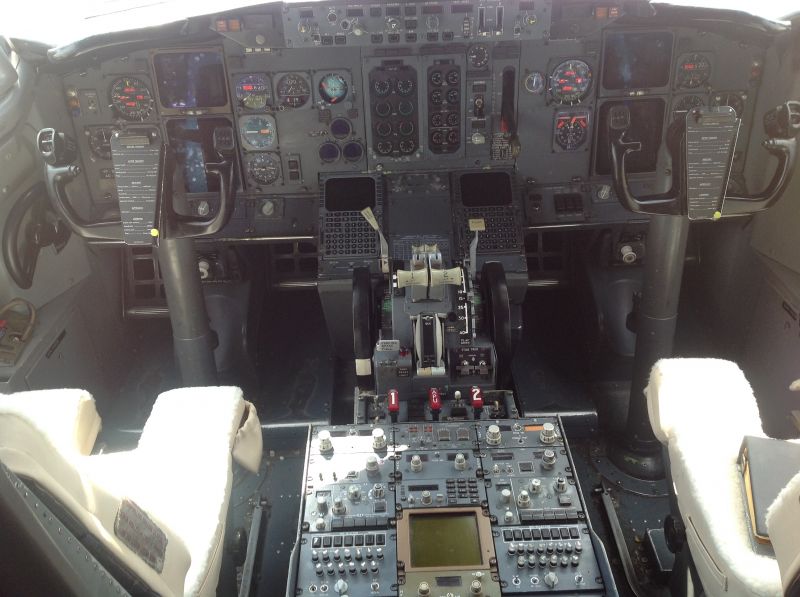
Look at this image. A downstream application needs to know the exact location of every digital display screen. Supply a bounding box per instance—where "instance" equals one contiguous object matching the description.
[166,117,231,193]
[324,177,376,211]
[602,32,673,90]
[409,513,482,568]
[460,172,513,207]
[154,52,227,109]
[595,99,666,175]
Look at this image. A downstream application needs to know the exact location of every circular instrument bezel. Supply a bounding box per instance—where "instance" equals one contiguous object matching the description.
[239,114,278,151]
[318,73,349,105]
[234,74,271,111]
[676,53,712,89]
[246,152,281,186]
[276,72,312,109]
[549,60,593,105]
[109,76,154,121]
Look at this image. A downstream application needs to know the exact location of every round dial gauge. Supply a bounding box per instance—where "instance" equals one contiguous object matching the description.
[677,54,711,89]
[318,73,348,104]
[239,115,277,151]
[109,77,154,120]
[554,113,589,151]
[87,127,116,160]
[673,95,705,120]
[711,92,744,118]
[396,78,415,97]
[373,79,392,97]
[235,74,270,110]
[247,153,280,186]
[467,45,489,69]
[549,60,593,105]
[524,71,545,95]
[276,73,311,108]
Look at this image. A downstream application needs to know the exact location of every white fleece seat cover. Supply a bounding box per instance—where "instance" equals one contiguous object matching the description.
[767,471,800,594]
[646,358,782,597]
[0,386,260,597]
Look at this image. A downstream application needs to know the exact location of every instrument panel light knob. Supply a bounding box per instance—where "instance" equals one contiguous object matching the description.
[540,422,556,444]
[365,454,379,472]
[454,453,467,471]
[332,497,346,515]
[486,424,502,446]
[315,517,326,530]
[500,488,512,504]
[504,511,514,524]
[470,579,483,595]
[531,478,542,493]
[542,449,556,469]
[319,430,334,453]
[347,485,361,501]
[411,455,423,472]
[372,428,387,450]
[555,476,567,493]
[544,571,559,588]
[418,582,431,596]
[517,489,531,508]
[317,496,329,513]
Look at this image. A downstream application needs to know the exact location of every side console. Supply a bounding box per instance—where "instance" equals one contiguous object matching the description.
[287,418,616,596]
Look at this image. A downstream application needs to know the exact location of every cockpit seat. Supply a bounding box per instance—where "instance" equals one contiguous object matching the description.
[0,387,262,597]
[646,358,785,596]
[767,470,800,596]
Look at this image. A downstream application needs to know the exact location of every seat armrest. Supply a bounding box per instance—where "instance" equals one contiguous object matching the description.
[0,389,101,455]
[233,401,262,473]
[768,471,800,596]
[645,358,765,445]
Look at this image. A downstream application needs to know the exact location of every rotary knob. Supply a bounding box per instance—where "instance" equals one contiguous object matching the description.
[504,511,514,524]
[486,424,502,446]
[454,453,467,471]
[372,483,385,499]
[555,476,567,493]
[334,579,348,594]
[507,542,516,556]
[347,484,362,501]
[316,496,329,513]
[540,422,556,444]
[421,490,433,505]
[315,517,326,530]
[372,428,387,450]
[517,555,526,568]
[365,454,379,472]
[418,582,431,596]
[332,497,346,515]
[319,430,333,453]
[544,571,559,588]
[500,488,512,504]
[470,579,483,595]
[411,455,423,472]
[542,449,556,470]
[530,478,542,493]
[517,490,531,508]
